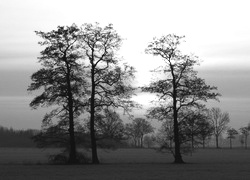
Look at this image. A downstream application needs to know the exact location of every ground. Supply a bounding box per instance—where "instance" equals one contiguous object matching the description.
[0,148,250,179]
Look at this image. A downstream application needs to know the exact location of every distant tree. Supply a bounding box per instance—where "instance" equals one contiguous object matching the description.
[239,135,245,148]
[226,128,238,149]
[94,109,127,148]
[180,108,212,149]
[239,126,250,149]
[125,123,140,147]
[142,34,219,163]
[28,25,86,164]
[156,120,174,151]
[196,117,213,149]
[143,134,156,148]
[125,118,154,148]
[209,107,230,148]
[80,23,136,164]
[0,126,37,147]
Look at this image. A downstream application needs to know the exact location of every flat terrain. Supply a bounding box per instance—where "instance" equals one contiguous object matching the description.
[0,148,250,179]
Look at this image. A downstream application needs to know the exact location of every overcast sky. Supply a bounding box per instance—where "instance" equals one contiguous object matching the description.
[0,0,250,130]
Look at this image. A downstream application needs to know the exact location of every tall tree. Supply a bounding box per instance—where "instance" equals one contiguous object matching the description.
[80,23,136,164]
[226,128,238,149]
[142,34,219,163]
[28,25,85,164]
[209,107,230,148]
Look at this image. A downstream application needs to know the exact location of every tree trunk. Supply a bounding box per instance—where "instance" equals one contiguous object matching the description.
[216,135,219,148]
[171,71,184,163]
[202,137,205,149]
[173,95,184,164]
[191,134,194,150]
[90,68,99,164]
[141,136,143,148]
[229,138,232,149]
[66,63,77,164]
[245,136,248,149]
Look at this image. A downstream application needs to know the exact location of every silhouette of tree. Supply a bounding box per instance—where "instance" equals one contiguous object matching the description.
[142,34,219,163]
[79,23,136,164]
[239,126,250,149]
[28,25,86,164]
[209,107,230,148]
[226,128,238,149]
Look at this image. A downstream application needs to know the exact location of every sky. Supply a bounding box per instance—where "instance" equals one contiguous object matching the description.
[0,0,250,130]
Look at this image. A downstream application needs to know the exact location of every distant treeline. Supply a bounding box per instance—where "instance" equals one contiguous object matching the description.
[0,126,38,147]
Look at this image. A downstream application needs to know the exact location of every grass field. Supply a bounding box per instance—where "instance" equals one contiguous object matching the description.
[0,148,250,179]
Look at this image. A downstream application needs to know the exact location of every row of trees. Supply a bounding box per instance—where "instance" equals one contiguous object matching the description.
[29,23,221,164]
[0,126,37,147]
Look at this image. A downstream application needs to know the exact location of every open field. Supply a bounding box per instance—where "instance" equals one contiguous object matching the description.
[0,148,250,179]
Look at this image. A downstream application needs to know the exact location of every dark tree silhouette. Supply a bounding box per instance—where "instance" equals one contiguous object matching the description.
[142,34,219,163]
[28,25,86,164]
[209,107,230,149]
[226,128,238,149]
[80,23,136,164]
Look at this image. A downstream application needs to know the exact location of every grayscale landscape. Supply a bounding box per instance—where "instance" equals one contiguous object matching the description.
[0,0,250,179]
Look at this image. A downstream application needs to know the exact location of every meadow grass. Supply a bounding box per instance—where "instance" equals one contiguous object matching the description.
[0,148,250,179]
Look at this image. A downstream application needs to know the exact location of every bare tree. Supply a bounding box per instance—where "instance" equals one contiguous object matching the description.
[142,34,219,163]
[209,107,230,148]
[226,128,238,149]
[80,23,136,164]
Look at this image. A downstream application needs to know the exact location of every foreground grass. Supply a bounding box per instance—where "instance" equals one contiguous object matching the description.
[0,148,250,179]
